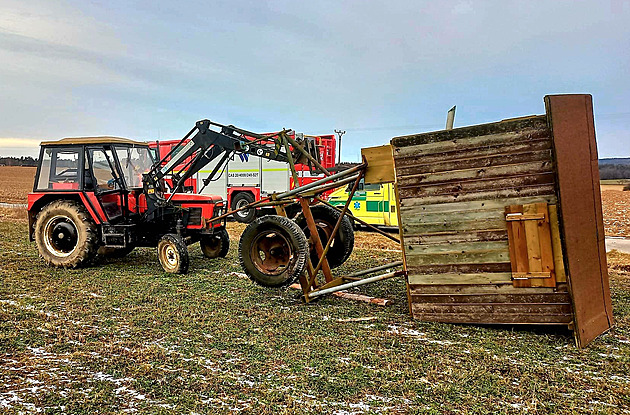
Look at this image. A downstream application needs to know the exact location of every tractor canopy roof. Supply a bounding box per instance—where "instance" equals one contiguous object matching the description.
[40,136,149,146]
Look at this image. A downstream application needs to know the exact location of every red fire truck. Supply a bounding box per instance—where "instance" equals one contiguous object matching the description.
[149,133,336,222]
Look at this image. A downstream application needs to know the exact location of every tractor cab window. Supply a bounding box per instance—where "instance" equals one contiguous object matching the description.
[115,146,154,188]
[36,147,80,190]
[89,148,122,191]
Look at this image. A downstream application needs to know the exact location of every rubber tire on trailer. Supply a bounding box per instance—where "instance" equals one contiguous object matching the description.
[157,234,189,274]
[293,204,355,269]
[97,246,134,258]
[231,192,256,223]
[239,215,308,288]
[200,227,230,259]
[34,200,99,268]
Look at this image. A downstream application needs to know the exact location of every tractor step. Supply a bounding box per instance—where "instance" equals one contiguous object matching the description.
[101,224,136,248]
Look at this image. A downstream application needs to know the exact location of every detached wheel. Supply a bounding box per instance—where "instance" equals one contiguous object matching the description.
[239,215,308,287]
[35,200,98,268]
[293,204,354,269]
[157,234,189,274]
[200,227,230,258]
[231,192,256,223]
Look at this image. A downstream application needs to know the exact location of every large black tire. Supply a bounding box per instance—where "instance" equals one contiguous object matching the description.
[34,200,99,268]
[239,215,308,287]
[200,227,230,259]
[231,192,256,223]
[97,246,134,258]
[293,204,354,269]
[157,234,189,274]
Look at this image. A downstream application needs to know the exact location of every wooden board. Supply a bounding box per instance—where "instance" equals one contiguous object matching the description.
[362,144,395,184]
[545,94,613,347]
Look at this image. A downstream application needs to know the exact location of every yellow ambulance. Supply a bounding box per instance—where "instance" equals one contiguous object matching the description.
[327,180,398,227]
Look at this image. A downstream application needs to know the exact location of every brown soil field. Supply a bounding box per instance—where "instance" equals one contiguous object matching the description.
[601,189,630,236]
[1,166,628,239]
[0,166,36,203]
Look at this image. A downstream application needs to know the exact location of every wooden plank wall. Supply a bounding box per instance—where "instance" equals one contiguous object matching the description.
[392,116,572,325]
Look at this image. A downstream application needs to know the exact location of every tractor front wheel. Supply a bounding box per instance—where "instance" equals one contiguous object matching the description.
[239,215,308,287]
[34,200,99,268]
[200,227,230,259]
[157,234,189,274]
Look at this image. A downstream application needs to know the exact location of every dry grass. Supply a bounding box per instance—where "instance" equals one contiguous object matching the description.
[1,216,630,414]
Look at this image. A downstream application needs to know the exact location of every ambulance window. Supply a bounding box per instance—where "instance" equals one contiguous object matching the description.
[364,183,381,191]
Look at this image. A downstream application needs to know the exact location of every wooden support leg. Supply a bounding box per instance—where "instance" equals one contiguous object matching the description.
[299,198,334,285]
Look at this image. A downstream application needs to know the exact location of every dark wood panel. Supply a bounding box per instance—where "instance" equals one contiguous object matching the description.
[395,149,553,176]
[407,262,512,274]
[397,160,553,187]
[392,115,547,148]
[411,311,573,324]
[405,249,510,266]
[399,195,557,214]
[408,283,569,295]
[403,230,508,245]
[402,218,507,234]
[411,303,572,315]
[411,293,571,304]
[394,127,549,159]
[397,184,556,205]
[398,172,555,197]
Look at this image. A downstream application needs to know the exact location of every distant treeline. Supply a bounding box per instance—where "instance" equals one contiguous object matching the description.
[599,164,630,180]
[0,156,38,167]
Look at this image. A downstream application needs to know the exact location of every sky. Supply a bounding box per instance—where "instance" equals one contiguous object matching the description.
[0,0,629,161]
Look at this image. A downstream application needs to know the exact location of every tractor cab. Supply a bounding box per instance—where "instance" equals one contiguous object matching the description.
[29,137,154,228]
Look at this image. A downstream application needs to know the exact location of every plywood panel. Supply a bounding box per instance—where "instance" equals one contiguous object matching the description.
[362,144,395,184]
[545,94,613,347]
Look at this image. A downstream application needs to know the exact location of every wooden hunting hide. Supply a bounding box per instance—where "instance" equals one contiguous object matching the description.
[390,94,613,347]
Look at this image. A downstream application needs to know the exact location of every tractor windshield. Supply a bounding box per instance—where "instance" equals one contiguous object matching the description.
[115,146,154,188]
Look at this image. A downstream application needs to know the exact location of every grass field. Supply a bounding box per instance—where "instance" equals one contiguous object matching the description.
[2,218,630,414]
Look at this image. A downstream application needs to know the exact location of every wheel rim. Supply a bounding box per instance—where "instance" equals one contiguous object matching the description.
[305,219,335,253]
[249,230,293,276]
[235,198,251,218]
[161,243,179,269]
[44,215,78,257]
[203,235,221,255]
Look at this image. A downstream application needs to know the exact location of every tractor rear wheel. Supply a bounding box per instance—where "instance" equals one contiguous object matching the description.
[239,215,308,287]
[157,234,189,274]
[200,227,230,258]
[293,204,354,269]
[35,200,98,268]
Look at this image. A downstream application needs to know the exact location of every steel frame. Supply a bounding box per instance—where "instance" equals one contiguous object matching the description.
[210,133,406,302]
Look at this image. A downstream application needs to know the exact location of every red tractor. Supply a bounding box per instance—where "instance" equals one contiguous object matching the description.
[27,120,315,273]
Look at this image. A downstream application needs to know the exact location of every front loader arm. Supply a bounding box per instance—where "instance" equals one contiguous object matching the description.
[144,119,304,203]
